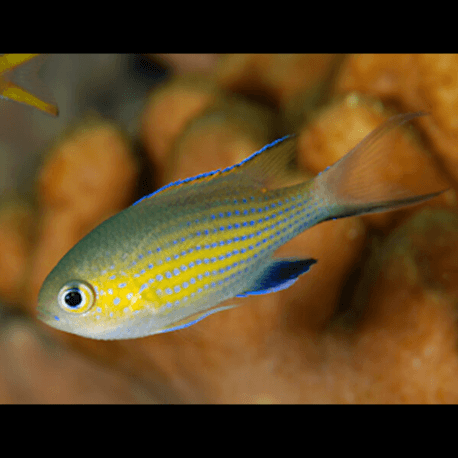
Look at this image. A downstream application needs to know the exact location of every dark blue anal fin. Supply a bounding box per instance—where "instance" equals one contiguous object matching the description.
[237,258,317,297]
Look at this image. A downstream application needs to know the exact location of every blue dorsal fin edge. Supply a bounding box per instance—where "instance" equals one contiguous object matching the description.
[133,134,295,206]
[237,257,317,297]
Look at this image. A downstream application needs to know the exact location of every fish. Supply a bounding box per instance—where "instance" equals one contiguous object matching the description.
[37,112,447,340]
[0,54,59,116]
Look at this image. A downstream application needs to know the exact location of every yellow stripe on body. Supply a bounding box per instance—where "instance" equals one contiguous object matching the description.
[92,184,323,322]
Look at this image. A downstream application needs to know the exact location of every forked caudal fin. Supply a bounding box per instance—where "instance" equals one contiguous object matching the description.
[312,112,449,219]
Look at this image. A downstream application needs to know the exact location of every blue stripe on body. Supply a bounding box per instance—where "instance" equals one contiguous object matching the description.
[127,190,329,306]
[132,194,324,272]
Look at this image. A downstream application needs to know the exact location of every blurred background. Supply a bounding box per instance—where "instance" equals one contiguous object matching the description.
[1,54,458,403]
[0,54,169,199]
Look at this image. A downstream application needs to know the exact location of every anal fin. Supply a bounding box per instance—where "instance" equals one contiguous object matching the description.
[237,258,317,297]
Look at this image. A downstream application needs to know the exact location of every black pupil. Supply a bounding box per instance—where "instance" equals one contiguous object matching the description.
[64,290,83,307]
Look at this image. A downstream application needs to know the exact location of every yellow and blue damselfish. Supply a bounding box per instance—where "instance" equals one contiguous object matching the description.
[37,112,446,339]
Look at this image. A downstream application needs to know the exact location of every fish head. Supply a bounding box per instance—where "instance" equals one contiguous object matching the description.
[37,272,102,338]
[37,215,157,340]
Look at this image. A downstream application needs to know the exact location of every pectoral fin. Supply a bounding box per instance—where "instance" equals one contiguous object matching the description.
[156,303,239,334]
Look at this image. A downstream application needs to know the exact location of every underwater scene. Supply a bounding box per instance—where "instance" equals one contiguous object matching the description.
[0,54,457,403]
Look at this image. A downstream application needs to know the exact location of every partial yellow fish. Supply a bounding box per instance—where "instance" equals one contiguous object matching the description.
[37,112,446,339]
[0,54,58,116]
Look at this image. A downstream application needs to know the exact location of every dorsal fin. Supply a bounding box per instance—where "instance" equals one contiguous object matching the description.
[134,135,298,206]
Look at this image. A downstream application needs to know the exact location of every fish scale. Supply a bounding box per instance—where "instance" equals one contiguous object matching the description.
[96,186,323,323]
[37,112,447,339]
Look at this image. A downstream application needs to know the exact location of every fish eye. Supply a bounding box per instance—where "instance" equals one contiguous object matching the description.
[57,281,95,314]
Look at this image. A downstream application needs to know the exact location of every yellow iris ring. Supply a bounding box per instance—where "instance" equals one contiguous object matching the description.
[57,280,95,314]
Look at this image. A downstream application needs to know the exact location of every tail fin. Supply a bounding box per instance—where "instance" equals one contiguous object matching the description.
[312,112,448,218]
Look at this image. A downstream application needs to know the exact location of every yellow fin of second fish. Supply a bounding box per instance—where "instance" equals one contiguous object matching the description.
[0,54,59,116]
